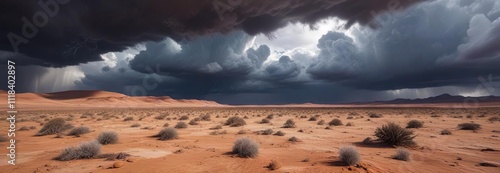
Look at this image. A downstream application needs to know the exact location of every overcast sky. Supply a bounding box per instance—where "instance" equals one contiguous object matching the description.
[1,0,499,104]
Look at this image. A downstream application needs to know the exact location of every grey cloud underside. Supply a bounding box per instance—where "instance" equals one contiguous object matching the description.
[0,0,423,67]
[307,0,500,90]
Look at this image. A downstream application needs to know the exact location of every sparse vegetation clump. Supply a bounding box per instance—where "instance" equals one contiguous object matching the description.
[346,122,354,126]
[232,138,259,158]
[317,120,325,125]
[67,126,91,136]
[155,128,178,140]
[274,131,285,136]
[123,117,134,121]
[154,114,167,120]
[362,137,373,144]
[97,131,118,145]
[440,129,452,135]
[288,136,300,142]
[374,122,416,146]
[267,160,281,170]
[36,118,73,136]
[55,141,101,161]
[0,135,8,142]
[329,119,343,126]
[188,119,199,125]
[488,116,499,122]
[458,123,481,130]
[225,116,246,127]
[308,117,317,121]
[406,120,424,128]
[260,118,271,124]
[175,122,188,129]
[261,129,274,135]
[200,115,211,121]
[179,115,189,120]
[393,148,411,161]
[282,119,296,128]
[130,123,141,127]
[369,112,383,118]
[339,146,361,166]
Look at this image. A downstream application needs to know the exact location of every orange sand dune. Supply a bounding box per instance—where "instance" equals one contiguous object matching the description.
[0,90,222,110]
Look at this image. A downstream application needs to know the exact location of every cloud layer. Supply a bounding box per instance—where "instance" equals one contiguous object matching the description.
[0,0,422,67]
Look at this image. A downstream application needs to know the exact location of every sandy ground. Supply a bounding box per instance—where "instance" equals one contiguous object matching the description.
[0,107,499,173]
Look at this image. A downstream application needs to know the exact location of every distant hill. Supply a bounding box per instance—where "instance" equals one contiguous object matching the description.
[355,94,500,105]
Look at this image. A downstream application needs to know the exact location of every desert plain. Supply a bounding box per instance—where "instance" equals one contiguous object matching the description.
[0,91,499,173]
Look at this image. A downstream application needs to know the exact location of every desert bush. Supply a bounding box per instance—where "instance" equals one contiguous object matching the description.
[362,137,372,144]
[393,148,411,161]
[374,122,416,146]
[317,120,325,125]
[175,122,188,129]
[274,131,285,136]
[288,136,300,142]
[346,122,354,126]
[260,118,271,124]
[225,116,246,127]
[130,123,141,127]
[267,160,281,170]
[29,126,36,130]
[19,126,30,131]
[0,135,8,142]
[163,123,169,127]
[232,138,259,158]
[466,114,473,118]
[98,152,131,161]
[261,129,274,135]
[179,115,189,120]
[68,126,91,136]
[308,117,317,121]
[406,120,424,129]
[267,114,274,119]
[154,114,167,120]
[457,123,481,130]
[210,125,223,130]
[200,115,211,121]
[96,131,118,145]
[369,113,383,118]
[440,129,452,135]
[488,116,499,122]
[55,141,101,161]
[339,146,361,166]
[347,116,354,119]
[188,119,199,125]
[209,130,227,135]
[328,119,343,126]
[36,118,73,136]
[282,119,296,128]
[123,117,134,121]
[237,130,247,134]
[155,128,178,140]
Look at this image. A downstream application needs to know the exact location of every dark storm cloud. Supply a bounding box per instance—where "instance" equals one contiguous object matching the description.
[305,0,500,90]
[76,31,309,98]
[0,0,423,67]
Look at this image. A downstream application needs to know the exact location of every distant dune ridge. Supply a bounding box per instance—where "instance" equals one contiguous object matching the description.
[0,90,222,109]
[1,90,499,109]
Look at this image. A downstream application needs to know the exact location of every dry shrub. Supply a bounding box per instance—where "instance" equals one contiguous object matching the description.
[282,119,296,128]
[97,131,118,145]
[339,146,361,166]
[36,118,73,136]
[232,138,259,158]
[374,122,416,146]
[155,128,178,140]
[55,141,101,161]
[225,116,246,127]
[406,120,424,128]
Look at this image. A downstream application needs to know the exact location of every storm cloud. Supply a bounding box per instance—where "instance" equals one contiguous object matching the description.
[0,0,423,67]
